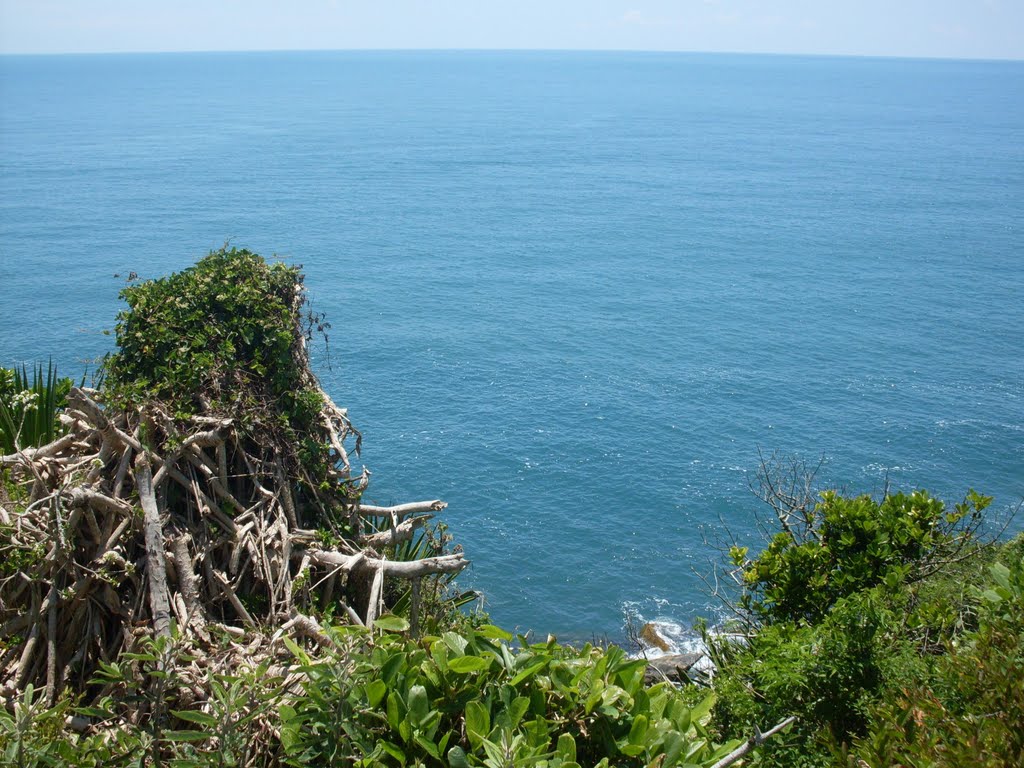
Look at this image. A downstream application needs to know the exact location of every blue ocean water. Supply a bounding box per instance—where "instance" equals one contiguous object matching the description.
[1,51,1022,643]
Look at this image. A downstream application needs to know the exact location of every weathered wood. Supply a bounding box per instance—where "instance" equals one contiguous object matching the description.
[171,532,207,637]
[1,337,470,715]
[68,388,143,453]
[364,560,385,627]
[305,549,468,578]
[0,433,78,466]
[135,453,172,639]
[362,515,433,548]
[66,487,134,518]
[210,568,257,629]
[358,500,447,520]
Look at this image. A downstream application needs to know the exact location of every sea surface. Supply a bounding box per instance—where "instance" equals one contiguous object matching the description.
[2,51,1022,645]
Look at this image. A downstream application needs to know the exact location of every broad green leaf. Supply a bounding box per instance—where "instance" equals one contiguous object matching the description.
[481,736,506,765]
[556,732,577,762]
[443,632,469,656]
[379,740,406,763]
[500,644,516,672]
[989,562,1012,591]
[408,684,430,728]
[381,652,408,685]
[507,696,530,729]
[448,745,471,768]
[387,691,403,731]
[465,700,490,750]
[689,692,716,725]
[510,660,547,687]
[448,655,492,674]
[414,732,442,759]
[366,679,387,708]
[476,624,514,642]
[628,714,648,746]
[374,614,411,633]
[662,731,685,764]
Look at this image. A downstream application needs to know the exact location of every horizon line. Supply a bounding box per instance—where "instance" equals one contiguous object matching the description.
[1,46,1022,65]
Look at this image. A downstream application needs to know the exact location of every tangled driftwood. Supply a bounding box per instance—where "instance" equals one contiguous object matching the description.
[1,376,466,709]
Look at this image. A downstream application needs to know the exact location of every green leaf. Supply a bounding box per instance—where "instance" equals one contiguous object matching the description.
[448,655,492,674]
[476,624,514,642]
[689,692,716,725]
[414,732,442,759]
[448,745,471,768]
[556,732,577,762]
[366,679,388,708]
[374,614,411,633]
[381,652,408,685]
[75,706,113,719]
[171,710,218,727]
[662,731,685,764]
[162,730,210,742]
[510,660,547,687]
[465,700,490,750]
[628,714,649,746]
[387,691,403,731]
[442,632,469,656]
[990,562,1012,591]
[507,696,531,730]
[408,684,430,728]
[379,740,406,763]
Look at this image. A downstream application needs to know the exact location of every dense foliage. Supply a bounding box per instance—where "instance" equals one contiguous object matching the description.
[106,248,306,416]
[0,618,741,768]
[855,553,1024,767]
[1,249,751,767]
[283,621,739,768]
[103,248,338,484]
[708,481,1021,768]
[731,489,990,624]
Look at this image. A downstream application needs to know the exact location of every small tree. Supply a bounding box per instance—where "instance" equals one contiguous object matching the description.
[731,487,992,625]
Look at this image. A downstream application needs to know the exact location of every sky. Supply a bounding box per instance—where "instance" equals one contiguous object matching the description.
[0,0,1022,60]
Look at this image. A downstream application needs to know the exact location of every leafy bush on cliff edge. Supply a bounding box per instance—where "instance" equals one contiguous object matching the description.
[707,475,1020,768]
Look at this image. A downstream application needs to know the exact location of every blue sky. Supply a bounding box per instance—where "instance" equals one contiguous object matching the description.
[1,0,1022,59]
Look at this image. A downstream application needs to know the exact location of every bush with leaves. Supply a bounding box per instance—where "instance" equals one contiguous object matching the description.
[103,247,339,480]
[281,618,745,768]
[0,616,757,768]
[705,470,1010,767]
[854,548,1024,768]
[730,489,992,625]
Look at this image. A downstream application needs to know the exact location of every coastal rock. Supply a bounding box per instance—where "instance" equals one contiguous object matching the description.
[643,652,710,687]
[639,622,671,652]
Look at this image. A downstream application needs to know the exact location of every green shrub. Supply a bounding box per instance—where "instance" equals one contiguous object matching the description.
[0,620,749,768]
[733,489,991,625]
[708,486,1004,767]
[281,620,743,767]
[102,248,338,476]
[855,551,1024,768]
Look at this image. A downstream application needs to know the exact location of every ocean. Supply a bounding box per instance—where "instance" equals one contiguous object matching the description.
[1,50,1022,645]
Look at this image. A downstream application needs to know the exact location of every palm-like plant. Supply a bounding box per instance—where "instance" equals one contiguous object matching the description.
[0,361,73,454]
